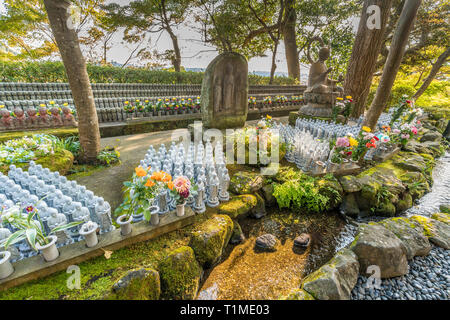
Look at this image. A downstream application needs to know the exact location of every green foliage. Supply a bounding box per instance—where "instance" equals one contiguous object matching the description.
[273,174,331,213]
[0,61,295,85]
[97,148,120,166]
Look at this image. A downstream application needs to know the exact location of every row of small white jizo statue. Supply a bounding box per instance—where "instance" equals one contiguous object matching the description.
[137,140,230,218]
[0,161,113,262]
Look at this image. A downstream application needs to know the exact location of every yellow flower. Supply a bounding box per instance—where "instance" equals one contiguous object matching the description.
[349,137,358,147]
[40,104,46,107]
[346,96,352,99]
[136,99,140,102]
[63,103,68,106]
[0,105,4,109]
[125,101,129,104]
[336,97,344,101]
[145,100,149,103]
[50,101,55,105]
[266,115,272,120]
[362,126,371,133]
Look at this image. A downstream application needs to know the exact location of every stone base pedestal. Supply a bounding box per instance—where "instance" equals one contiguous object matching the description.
[298,91,341,118]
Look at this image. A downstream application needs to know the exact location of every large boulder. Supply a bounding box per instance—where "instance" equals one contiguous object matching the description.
[393,153,427,172]
[350,224,408,278]
[279,288,315,300]
[377,217,431,259]
[409,215,450,249]
[338,175,362,193]
[249,193,266,218]
[218,194,257,219]
[420,130,442,142]
[301,249,359,300]
[229,171,264,195]
[317,177,344,210]
[431,212,450,225]
[399,171,430,200]
[159,246,203,300]
[189,215,234,268]
[230,220,245,244]
[340,193,360,217]
[108,268,161,300]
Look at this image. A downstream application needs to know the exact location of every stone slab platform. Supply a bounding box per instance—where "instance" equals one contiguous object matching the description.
[0,208,196,291]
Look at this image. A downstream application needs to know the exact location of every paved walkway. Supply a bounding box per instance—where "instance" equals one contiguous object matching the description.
[74,117,289,210]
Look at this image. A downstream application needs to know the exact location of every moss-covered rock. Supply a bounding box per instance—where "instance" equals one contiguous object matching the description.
[159,246,203,300]
[218,194,258,219]
[338,175,362,193]
[0,149,74,176]
[431,212,450,225]
[279,288,315,300]
[393,153,427,172]
[229,171,264,194]
[189,215,233,268]
[357,176,381,209]
[317,177,343,210]
[340,193,360,217]
[107,268,160,300]
[374,199,397,217]
[439,204,450,214]
[377,217,431,259]
[301,249,359,300]
[409,215,450,249]
[230,220,245,244]
[395,193,413,213]
[249,192,267,218]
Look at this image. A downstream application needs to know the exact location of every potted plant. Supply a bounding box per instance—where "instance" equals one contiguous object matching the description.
[0,251,14,280]
[2,204,82,262]
[79,221,99,248]
[168,176,198,217]
[115,167,171,230]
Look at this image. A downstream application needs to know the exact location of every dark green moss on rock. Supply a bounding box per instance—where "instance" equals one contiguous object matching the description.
[107,268,160,300]
[279,288,315,300]
[159,246,203,300]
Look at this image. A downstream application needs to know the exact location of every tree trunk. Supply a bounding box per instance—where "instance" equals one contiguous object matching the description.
[269,41,279,84]
[168,29,182,73]
[413,47,450,100]
[283,0,300,81]
[43,0,101,163]
[344,0,393,118]
[363,0,422,130]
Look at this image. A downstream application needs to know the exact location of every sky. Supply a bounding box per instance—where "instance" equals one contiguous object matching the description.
[0,0,360,82]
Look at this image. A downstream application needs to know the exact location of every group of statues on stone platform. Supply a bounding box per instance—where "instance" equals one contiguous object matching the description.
[0,106,77,131]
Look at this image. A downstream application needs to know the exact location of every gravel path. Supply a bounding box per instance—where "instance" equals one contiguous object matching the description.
[351,246,450,300]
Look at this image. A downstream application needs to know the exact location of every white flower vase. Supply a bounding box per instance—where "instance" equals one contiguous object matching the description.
[0,251,14,279]
[176,201,186,217]
[79,222,99,248]
[150,205,160,226]
[36,235,59,262]
[117,215,133,236]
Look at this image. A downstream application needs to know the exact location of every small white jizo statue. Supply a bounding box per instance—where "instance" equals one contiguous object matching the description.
[47,208,72,247]
[95,198,114,234]
[71,202,91,239]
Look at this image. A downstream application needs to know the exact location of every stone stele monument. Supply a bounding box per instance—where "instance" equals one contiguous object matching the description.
[299,36,343,118]
[201,52,248,129]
